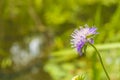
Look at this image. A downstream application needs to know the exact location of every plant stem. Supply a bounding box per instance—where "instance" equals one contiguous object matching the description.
[88,42,110,80]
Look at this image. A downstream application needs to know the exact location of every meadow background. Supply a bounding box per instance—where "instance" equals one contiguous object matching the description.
[0,0,120,80]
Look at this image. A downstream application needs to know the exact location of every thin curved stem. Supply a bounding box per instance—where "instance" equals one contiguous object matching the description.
[89,42,110,80]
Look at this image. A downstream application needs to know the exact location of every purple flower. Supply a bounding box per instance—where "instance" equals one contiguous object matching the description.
[70,24,98,55]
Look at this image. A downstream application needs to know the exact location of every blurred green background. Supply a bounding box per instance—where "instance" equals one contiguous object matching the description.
[0,0,120,80]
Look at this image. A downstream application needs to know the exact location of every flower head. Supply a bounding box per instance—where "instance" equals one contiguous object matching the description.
[72,74,85,80]
[70,24,98,55]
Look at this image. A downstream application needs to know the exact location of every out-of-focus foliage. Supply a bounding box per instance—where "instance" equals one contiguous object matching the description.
[44,43,120,80]
[0,0,120,80]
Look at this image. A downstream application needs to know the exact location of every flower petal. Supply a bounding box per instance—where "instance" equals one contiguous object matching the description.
[77,40,85,55]
[88,38,94,44]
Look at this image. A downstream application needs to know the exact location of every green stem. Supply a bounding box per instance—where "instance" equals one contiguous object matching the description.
[88,42,110,80]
